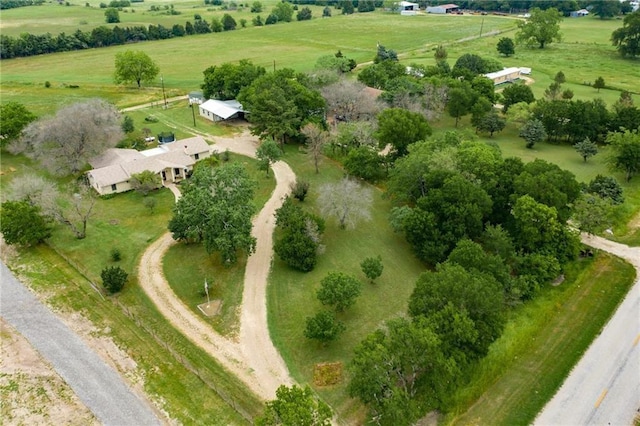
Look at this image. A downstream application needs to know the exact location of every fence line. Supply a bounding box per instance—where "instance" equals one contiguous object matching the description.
[48,244,255,423]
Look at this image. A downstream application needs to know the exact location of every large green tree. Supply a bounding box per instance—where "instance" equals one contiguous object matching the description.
[256,139,282,177]
[611,10,640,58]
[607,129,640,181]
[591,1,621,19]
[274,197,324,272]
[0,200,51,246]
[256,385,332,426]
[316,272,362,312]
[168,162,256,265]
[114,50,159,88]
[516,7,563,48]
[238,69,325,147]
[201,59,266,100]
[501,83,535,112]
[304,310,345,344]
[409,262,505,358]
[0,102,36,146]
[376,108,432,158]
[348,318,448,426]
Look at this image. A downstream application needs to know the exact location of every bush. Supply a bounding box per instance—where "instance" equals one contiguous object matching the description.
[317,272,362,312]
[44,81,51,88]
[291,180,310,201]
[360,255,383,283]
[101,266,128,294]
[304,311,345,344]
[110,248,122,262]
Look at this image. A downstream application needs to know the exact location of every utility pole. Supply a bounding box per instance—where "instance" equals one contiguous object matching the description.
[161,75,167,109]
[191,102,197,127]
[479,17,485,38]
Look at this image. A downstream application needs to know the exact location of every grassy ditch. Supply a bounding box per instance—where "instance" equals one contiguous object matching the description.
[446,253,636,426]
[7,244,261,424]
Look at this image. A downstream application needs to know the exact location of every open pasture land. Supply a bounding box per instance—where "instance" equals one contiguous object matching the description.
[405,15,640,101]
[0,12,515,113]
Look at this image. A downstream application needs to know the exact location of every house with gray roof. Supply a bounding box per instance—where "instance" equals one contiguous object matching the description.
[86,136,211,195]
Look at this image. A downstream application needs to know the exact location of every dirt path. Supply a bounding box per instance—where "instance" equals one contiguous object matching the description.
[137,131,294,401]
[535,233,640,425]
[120,96,188,112]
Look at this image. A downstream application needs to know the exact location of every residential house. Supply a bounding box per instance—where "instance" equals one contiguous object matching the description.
[87,136,211,195]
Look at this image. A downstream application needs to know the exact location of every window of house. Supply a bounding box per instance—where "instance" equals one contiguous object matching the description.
[111,184,117,191]
[195,153,199,160]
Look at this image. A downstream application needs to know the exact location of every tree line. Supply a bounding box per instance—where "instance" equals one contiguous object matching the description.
[0,0,44,9]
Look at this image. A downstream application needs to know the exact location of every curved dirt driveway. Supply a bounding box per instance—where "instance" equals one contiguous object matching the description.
[535,233,640,425]
[138,132,294,401]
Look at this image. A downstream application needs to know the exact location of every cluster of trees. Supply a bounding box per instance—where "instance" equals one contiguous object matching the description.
[529,94,640,144]
[0,2,316,59]
[611,10,640,58]
[168,162,256,265]
[2,174,97,243]
[344,128,633,422]
[0,0,43,9]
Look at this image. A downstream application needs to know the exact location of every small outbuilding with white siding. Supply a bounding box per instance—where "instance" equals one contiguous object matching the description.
[399,1,419,15]
[199,99,246,122]
[484,67,522,85]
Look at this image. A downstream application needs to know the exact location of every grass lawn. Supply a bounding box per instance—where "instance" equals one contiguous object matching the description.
[267,145,427,422]
[163,154,277,336]
[445,253,636,426]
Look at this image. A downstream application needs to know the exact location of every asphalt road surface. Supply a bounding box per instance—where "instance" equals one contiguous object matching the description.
[534,236,640,426]
[0,261,161,426]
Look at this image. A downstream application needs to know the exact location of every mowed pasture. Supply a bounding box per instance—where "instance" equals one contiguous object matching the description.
[0,12,516,114]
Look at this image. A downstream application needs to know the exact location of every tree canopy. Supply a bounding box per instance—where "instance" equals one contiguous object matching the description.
[114,50,159,88]
[376,108,432,158]
[12,99,123,176]
[201,59,266,100]
[256,385,332,426]
[607,129,640,181]
[168,162,256,264]
[0,102,36,146]
[611,10,640,58]
[0,200,51,246]
[516,7,563,48]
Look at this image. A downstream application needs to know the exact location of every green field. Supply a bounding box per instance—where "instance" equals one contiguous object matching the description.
[2,6,639,425]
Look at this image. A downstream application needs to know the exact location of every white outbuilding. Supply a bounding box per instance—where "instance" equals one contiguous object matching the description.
[199,99,246,122]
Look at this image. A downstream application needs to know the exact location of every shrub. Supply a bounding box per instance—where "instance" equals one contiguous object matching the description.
[110,248,122,262]
[101,266,128,294]
[360,255,383,283]
[44,81,51,88]
[304,311,346,344]
[291,180,310,201]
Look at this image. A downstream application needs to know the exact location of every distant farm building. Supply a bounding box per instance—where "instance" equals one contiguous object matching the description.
[87,136,211,195]
[199,99,246,122]
[426,3,459,14]
[188,91,205,105]
[399,1,419,15]
[484,67,522,85]
[569,9,589,17]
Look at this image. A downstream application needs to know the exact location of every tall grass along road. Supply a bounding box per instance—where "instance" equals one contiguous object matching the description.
[535,234,640,426]
[0,261,162,426]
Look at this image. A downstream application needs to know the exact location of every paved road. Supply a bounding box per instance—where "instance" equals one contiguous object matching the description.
[0,261,162,426]
[534,235,640,426]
